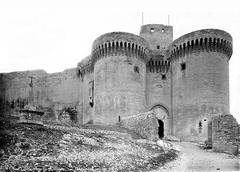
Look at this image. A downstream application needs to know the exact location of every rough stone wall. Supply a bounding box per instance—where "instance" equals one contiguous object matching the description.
[46,68,80,105]
[120,111,159,141]
[169,29,232,142]
[212,114,239,155]
[0,68,82,124]
[94,56,146,124]
[79,72,94,124]
[46,68,81,123]
[0,70,48,113]
[92,32,148,124]
[171,51,229,142]
[169,28,233,142]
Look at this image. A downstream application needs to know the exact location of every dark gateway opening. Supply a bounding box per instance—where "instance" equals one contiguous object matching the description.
[158,120,164,138]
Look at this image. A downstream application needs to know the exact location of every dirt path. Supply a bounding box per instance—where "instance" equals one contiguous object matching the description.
[155,142,239,172]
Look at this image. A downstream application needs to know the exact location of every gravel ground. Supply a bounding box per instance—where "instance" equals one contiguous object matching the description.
[0,119,178,171]
[155,142,239,172]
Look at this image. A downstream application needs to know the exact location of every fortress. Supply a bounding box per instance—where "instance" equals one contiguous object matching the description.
[0,24,238,150]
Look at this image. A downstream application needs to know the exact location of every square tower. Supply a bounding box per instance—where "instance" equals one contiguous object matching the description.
[140,24,173,52]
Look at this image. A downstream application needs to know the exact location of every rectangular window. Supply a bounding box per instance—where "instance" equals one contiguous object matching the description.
[181,62,186,71]
[162,74,166,80]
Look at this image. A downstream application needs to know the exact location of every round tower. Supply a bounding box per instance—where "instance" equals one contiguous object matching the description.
[169,29,233,142]
[91,32,149,124]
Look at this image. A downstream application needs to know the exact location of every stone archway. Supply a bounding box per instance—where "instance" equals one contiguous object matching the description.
[151,105,169,138]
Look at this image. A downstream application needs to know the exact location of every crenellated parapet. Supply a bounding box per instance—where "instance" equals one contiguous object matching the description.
[91,32,149,65]
[169,29,233,61]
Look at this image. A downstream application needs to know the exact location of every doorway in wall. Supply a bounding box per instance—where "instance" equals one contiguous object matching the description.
[158,119,164,138]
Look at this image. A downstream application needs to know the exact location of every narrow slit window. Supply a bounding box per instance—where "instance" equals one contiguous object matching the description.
[181,62,186,71]
[217,120,220,129]
[199,121,202,133]
[89,81,94,107]
[157,45,160,49]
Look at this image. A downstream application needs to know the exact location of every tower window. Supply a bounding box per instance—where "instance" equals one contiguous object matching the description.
[162,74,166,80]
[181,62,186,71]
[217,120,220,129]
[162,28,165,32]
[134,66,139,73]
[157,45,160,49]
[199,121,202,133]
[89,81,94,107]
[150,28,154,33]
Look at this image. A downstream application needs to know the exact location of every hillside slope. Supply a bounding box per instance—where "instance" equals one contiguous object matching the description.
[0,119,177,171]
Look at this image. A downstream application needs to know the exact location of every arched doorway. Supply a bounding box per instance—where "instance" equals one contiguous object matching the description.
[151,104,169,138]
[158,119,164,138]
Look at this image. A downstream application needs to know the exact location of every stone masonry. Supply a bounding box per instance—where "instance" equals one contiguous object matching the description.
[212,114,239,155]
[0,24,237,145]
[120,111,159,141]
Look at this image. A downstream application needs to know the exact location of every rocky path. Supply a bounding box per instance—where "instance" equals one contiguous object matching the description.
[155,142,239,172]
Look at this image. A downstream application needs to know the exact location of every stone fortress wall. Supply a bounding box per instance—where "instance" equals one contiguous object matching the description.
[0,24,238,148]
[0,68,81,122]
[140,25,173,135]
[169,29,232,141]
[91,32,149,124]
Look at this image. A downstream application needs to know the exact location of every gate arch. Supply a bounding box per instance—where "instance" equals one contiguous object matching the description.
[150,104,170,137]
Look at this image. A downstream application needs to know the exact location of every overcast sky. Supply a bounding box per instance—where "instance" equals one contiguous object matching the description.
[0,0,239,122]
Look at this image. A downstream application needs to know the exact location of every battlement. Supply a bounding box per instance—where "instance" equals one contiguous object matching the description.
[169,29,233,60]
[147,59,170,73]
[91,32,149,65]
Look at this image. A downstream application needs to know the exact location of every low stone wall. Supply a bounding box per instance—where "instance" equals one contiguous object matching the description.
[120,111,159,141]
[212,114,239,155]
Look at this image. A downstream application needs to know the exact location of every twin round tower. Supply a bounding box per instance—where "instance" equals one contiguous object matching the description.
[78,24,232,141]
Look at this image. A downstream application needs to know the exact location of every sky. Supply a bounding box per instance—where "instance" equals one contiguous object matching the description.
[0,0,239,122]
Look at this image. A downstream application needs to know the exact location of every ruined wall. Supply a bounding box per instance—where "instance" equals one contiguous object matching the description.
[92,32,149,124]
[169,29,232,142]
[121,111,159,141]
[46,68,80,105]
[46,68,81,123]
[0,70,48,114]
[0,68,81,124]
[212,114,239,155]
